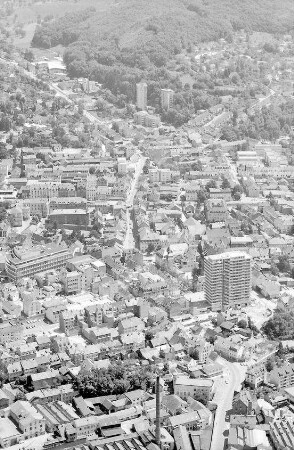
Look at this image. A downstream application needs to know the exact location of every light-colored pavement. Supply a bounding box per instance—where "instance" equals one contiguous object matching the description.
[124,208,135,250]
[245,291,276,328]
[126,156,146,208]
[224,154,238,185]
[210,358,246,450]
[123,155,146,250]
[249,88,275,113]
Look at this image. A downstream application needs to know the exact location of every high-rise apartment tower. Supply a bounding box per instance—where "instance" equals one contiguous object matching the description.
[136,82,147,110]
[161,88,174,110]
[204,251,251,311]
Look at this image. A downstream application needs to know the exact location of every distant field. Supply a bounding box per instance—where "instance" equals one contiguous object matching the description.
[31,45,66,60]
[14,23,37,49]
[15,0,112,23]
[11,0,114,50]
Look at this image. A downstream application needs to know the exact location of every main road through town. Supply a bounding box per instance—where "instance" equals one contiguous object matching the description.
[123,154,147,250]
[210,358,246,450]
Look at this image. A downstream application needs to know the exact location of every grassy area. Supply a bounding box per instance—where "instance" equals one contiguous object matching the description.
[13,23,37,49]
[30,45,66,60]
[10,0,113,50]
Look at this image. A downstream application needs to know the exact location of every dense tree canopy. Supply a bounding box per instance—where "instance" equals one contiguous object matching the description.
[73,361,156,397]
[262,311,294,340]
[31,0,294,127]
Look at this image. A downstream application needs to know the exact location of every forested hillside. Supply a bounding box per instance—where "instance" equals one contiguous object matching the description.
[32,0,294,54]
[31,0,294,125]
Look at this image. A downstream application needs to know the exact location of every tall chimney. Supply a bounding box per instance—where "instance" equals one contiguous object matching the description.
[155,375,161,446]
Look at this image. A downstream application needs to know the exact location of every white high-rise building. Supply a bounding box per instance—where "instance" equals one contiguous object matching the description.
[136,82,147,110]
[161,88,174,110]
[204,251,251,312]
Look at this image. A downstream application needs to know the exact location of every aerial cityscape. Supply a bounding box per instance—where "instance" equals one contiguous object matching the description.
[1,0,294,449]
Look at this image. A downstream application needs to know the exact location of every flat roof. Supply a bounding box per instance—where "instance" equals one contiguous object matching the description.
[206,251,251,260]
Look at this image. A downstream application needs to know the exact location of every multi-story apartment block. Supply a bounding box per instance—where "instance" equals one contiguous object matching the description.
[44,299,67,324]
[192,339,213,364]
[149,169,172,184]
[136,82,147,110]
[85,305,103,327]
[245,364,267,389]
[270,417,294,450]
[6,244,71,282]
[22,290,43,317]
[161,89,174,110]
[60,269,84,294]
[269,363,294,389]
[134,111,160,128]
[8,207,23,227]
[59,311,79,336]
[185,183,199,202]
[49,197,87,212]
[204,251,252,311]
[23,182,76,199]
[23,199,50,218]
[205,198,228,223]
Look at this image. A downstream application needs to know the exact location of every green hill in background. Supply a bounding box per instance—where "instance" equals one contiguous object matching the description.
[30,0,294,124]
[32,0,294,53]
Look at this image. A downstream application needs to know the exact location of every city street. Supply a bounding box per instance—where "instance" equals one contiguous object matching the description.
[0,3,293,449]
[16,62,145,253]
[210,358,246,450]
[249,88,276,114]
[123,155,146,250]
[223,154,238,185]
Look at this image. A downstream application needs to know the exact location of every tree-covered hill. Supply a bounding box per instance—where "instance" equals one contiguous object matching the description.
[32,0,294,53]
[31,0,294,84]
[30,0,294,126]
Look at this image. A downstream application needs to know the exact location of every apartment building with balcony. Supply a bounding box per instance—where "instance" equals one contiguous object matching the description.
[204,251,252,311]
